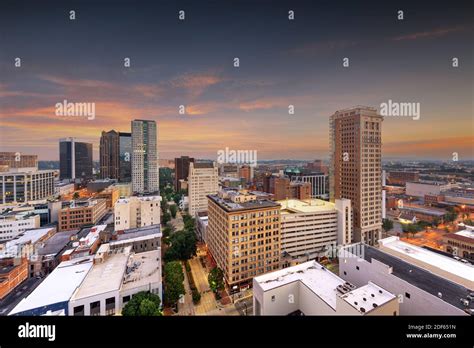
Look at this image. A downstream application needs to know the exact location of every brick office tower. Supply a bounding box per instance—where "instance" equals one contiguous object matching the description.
[329,106,383,245]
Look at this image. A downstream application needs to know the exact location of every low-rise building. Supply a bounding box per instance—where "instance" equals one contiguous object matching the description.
[58,199,107,232]
[387,171,419,186]
[406,181,456,198]
[398,206,445,223]
[0,257,28,300]
[253,260,399,316]
[0,211,41,241]
[9,256,94,316]
[443,227,474,261]
[339,237,474,315]
[114,195,161,231]
[95,186,119,208]
[109,224,162,254]
[69,245,162,316]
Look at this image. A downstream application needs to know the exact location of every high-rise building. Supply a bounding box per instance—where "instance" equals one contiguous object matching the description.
[329,106,383,245]
[0,152,38,172]
[131,120,159,194]
[59,138,93,181]
[119,132,132,183]
[114,195,161,231]
[174,156,194,192]
[99,130,120,180]
[207,190,281,289]
[188,162,218,216]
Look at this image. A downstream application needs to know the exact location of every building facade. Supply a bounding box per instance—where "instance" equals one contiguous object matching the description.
[330,106,383,245]
[206,190,281,290]
[0,211,41,241]
[119,132,132,183]
[174,156,194,192]
[59,138,93,181]
[0,170,55,204]
[114,195,161,231]
[58,199,107,231]
[0,152,38,172]
[278,199,351,266]
[99,130,120,180]
[131,120,159,194]
[188,162,218,216]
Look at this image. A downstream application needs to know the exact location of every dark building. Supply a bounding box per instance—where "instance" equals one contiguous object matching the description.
[99,130,120,180]
[119,132,132,183]
[59,138,93,181]
[174,156,194,191]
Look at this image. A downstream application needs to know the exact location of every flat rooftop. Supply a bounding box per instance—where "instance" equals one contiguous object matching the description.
[278,199,335,214]
[122,249,161,291]
[9,257,93,315]
[254,261,345,310]
[357,244,474,311]
[37,230,78,256]
[208,194,280,213]
[339,282,396,314]
[399,206,445,216]
[71,250,129,300]
[455,229,474,240]
[379,236,474,285]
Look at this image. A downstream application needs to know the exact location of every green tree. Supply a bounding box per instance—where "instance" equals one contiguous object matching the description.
[164,229,197,261]
[164,261,185,306]
[169,204,178,219]
[161,197,169,214]
[208,267,224,293]
[382,218,393,232]
[122,291,162,316]
[162,212,171,225]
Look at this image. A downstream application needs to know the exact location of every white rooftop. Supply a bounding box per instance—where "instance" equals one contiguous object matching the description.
[340,282,396,314]
[278,199,336,214]
[254,260,345,309]
[455,228,474,240]
[9,257,93,315]
[379,236,474,284]
[122,250,161,291]
[71,248,130,300]
[1,227,55,258]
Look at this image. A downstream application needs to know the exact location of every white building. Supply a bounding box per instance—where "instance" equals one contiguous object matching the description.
[0,226,55,260]
[0,169,55,204]
[406,181,456,198]
[339,237,473,315]
[68,244,162,316]
[131,120,159,194]
[114,195,161,231]
[9,256,94,316]
[278,198,351,265]
[188,162,218,216]
[0,211,41,241]
[253,260,399,316]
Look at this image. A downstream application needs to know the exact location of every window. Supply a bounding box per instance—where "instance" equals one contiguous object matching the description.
[271,295,276,302]
[343,271,347,276]
[356,266,359,270]
[405,292,411,299]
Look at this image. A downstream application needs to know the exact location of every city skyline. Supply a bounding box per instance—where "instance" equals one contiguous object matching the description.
[1,0,472,161]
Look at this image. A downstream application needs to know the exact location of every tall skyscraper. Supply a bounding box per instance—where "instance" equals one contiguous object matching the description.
[188,162,218,216]
[131,120,159,194]
[174,156,194,191]
[99,130,120,180]
[329,106,383,245]
[59,138,93,181]
[119,132,132,183]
